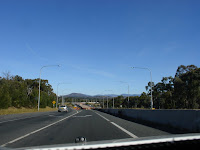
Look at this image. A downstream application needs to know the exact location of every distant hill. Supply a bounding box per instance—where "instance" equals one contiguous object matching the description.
[93,94,141,98]
[62,93,141,98]
[64,93,91,98]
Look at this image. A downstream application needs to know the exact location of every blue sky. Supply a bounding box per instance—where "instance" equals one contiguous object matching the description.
[0,0,200,96]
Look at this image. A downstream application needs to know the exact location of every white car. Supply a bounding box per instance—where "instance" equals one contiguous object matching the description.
[58,105,68,112]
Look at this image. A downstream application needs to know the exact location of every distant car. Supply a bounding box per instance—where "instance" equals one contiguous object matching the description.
[58,105,68,112]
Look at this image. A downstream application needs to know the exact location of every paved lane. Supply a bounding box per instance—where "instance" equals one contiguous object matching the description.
[95,110,170,137]
[1,110,170,148]
[0,108,78,146]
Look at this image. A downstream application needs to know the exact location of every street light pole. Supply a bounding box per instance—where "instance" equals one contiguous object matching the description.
[56,83,59,109]
[104,90,112,109]
[103,96,104,108]
[57,83,71,108]
[38,65,60,111]
[38,69,42,111]
[113,97,115,109]
[149,70,153,109]
[128,84,130,108]
[61,89,70,105]
[131,67,153,109]
[120,81,130,108]
[107,96,108,108]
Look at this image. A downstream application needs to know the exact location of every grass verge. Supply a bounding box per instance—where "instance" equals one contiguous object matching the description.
[0,107,57,115]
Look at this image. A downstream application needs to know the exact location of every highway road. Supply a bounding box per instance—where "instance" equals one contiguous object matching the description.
[0,108,171,148]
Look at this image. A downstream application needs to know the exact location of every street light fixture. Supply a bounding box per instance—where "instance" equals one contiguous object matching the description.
[57,83,71,108]
[104,90,115,109]
[104,90,112,108]
[61,89,70,105]
[131,67,153,109]
[38,65,60,111]
[112,96,115,109]
[100,91,106,108]
[119,81,130,108]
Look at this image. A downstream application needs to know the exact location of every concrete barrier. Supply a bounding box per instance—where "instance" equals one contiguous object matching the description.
[98,109,200,132]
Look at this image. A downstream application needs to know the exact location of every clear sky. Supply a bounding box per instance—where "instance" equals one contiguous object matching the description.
[0,0,200,96]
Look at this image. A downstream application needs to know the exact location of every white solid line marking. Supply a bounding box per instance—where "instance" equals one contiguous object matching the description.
[1,111,80,147]
[94,112,110,121]
[110,122,138,138]
[94,111,138,139]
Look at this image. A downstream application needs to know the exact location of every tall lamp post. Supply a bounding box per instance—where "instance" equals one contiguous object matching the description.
[104,90,112,108]
[119,81,130,108]
[102,96,105,108]
[61,89,70,105]
[38,65,60,111]
[100,91,106,108]
[131,67,153,109]
[57,83,71,108]
[113,96,115,109]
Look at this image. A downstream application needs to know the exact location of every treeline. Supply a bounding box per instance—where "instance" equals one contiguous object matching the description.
[105,92,150,109]
[0,72,56,109]
[107,65,200,109]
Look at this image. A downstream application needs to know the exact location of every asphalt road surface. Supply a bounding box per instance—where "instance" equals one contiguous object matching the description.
[0,108,171,148]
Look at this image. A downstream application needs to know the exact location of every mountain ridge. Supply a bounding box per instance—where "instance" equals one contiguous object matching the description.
[62,93,140,98]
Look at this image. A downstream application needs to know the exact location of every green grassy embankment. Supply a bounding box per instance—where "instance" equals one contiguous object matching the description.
[0,107,57,115]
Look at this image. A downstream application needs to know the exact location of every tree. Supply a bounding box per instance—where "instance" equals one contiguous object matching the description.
[173,65,200,109]
[151,76,174,109]
[0,84,11,109]
[138,92,149,108]
[114,95,124,108]
[0,73,56,109]
[129,96,139,108]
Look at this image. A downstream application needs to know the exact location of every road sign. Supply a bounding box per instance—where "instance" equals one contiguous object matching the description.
[52,101,56,104]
